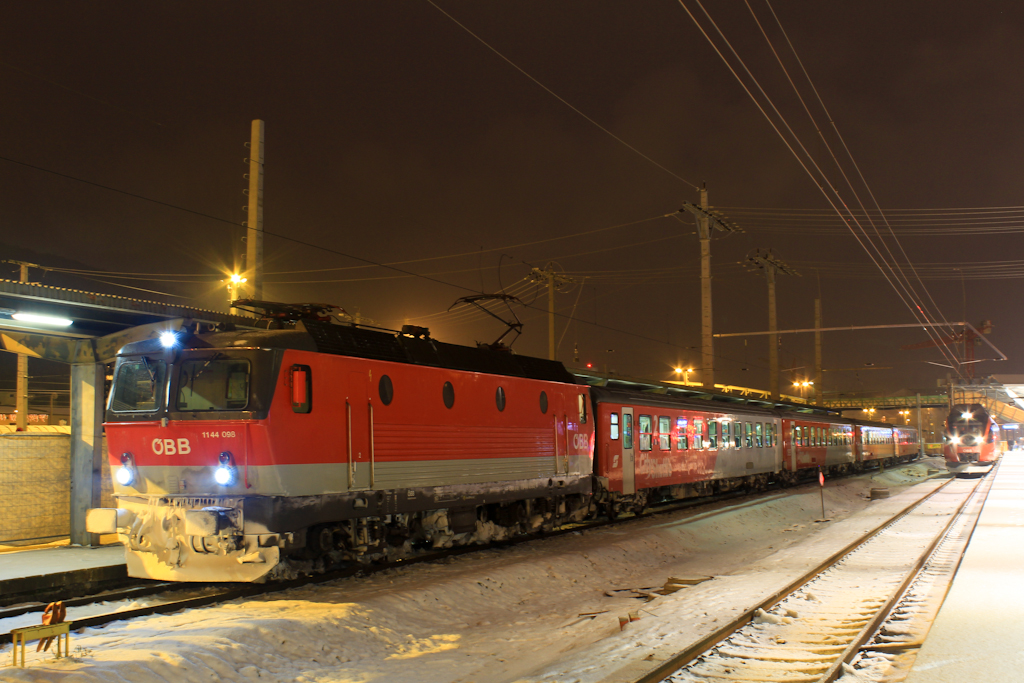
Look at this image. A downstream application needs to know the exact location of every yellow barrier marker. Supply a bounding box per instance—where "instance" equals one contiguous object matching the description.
[11,621,71,667]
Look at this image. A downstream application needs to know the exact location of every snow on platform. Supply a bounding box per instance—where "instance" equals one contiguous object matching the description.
[906,452,1024,682]
[0,544,126,606]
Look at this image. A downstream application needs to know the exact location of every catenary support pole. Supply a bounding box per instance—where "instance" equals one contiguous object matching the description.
[814,299,823,405]
[548,271,555,361]
[246,119,265,300]
[767,267,778,401]
[698,187,714,390]
[69,363,105,546]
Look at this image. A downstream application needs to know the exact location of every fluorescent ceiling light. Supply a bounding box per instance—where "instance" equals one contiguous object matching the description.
[11,312,72,327]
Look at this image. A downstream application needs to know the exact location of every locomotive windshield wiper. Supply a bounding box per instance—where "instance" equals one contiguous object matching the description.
[191,352,224,380]
[140,356,156,388]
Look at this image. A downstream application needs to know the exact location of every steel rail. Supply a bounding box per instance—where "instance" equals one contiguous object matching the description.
[616,472,965,683]
[0,461,934,650]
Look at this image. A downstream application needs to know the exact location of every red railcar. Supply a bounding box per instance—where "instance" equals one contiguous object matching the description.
[943,404,999,475]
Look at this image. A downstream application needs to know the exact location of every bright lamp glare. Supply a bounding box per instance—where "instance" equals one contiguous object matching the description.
[11,312,72,326]
[159,332,178,348]
[115,466,135,486]
[961,411,973,420]
[214,466,235,486]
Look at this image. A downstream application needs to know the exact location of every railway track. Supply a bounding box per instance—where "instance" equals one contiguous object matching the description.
[0,490,793,648]
[0,460,935,652]
[622,464,994,683]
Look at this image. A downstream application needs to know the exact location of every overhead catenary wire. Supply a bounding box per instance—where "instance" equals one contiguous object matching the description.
[676,0,965,375]
[753,0,958,348]
[424,0,699,191]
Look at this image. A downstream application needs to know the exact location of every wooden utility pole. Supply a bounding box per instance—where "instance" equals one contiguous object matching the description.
[680,188,740,390]
[748,250,799,401]
[529,265,575,360]
[16,262,29,430]
[245,119,265,300]
[814,299,823,404]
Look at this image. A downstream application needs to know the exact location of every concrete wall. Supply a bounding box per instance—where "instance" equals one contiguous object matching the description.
[0,434,111,544]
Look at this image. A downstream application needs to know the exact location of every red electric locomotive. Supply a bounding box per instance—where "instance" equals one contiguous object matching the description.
[87,306,594,582]
[943,403,1000,475]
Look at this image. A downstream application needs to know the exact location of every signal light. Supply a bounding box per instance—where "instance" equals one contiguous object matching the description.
[586,363,593,369]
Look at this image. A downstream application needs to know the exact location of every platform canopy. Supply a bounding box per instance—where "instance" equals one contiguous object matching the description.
[0,278,255,364]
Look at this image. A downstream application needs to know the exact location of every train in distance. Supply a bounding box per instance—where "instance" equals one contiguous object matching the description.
[86,300,920,582]
[943,403,999,475]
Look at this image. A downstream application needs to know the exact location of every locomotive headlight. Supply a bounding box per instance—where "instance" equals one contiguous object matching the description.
[214,452,237,486]
[159,331,178,348]
[116,453,136,487]
[949,435,961,445]
[961,411,973,421]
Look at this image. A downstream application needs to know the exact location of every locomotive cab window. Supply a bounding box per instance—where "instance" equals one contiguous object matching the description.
[638,415,653,451]
[110,358,167,413]
[289,364,312,414]
[658,416,671,450]
[610,412,620,440]
[177,358,251,412]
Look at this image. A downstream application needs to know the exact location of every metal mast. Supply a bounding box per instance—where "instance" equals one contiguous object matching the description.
[748,249,800,401]
[679,188,740,390]
[245,119,265,300]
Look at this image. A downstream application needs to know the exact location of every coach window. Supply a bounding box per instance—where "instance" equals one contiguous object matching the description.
[709,421,718,449]
[735,422,743,448]
[676,417,688,450]
[744,422,752,448]
[623,413,634,449]
[578,394,588,423]
[755,422,763,448]
[694,418,704,450]
[769,424,775,447]
[659,416,672,450]
[610,412,620,440]
[638,415,653,451]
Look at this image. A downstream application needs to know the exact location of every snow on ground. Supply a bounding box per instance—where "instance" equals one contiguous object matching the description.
[0,459,946,683]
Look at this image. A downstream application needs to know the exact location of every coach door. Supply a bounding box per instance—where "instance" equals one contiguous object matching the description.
[346,371,374,491]
[621,407,636,495]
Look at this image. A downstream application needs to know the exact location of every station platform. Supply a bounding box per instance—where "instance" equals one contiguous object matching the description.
[906,452,1024,681]
[0,543,127,606]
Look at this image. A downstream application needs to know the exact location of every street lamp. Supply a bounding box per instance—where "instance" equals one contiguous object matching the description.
[675,367,694,385]
[791,380,813,400]
[225,273,247,310]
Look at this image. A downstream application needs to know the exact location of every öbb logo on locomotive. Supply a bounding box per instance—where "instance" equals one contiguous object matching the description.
[151,438,192,455]
[84,304,926,584]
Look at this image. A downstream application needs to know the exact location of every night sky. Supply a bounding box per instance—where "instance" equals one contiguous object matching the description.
[1,1,1021,399]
